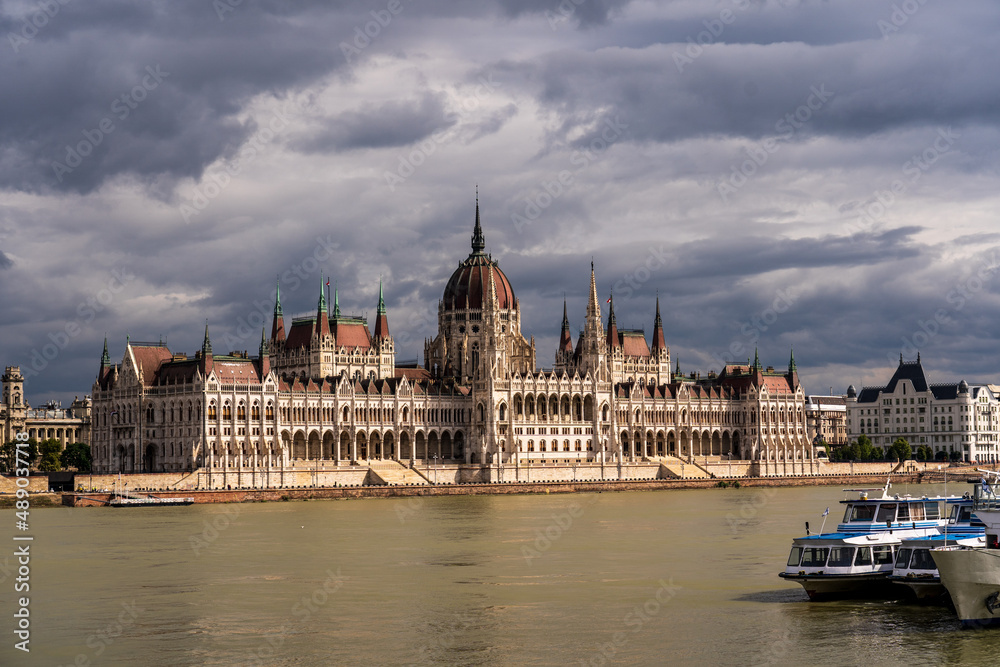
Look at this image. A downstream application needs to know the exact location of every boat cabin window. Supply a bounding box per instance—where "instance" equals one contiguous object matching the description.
[800,547,829,567]
[846,504,876,522]
[949,506,972,524]
[910,549,935,570]
[897,504,910,521]
[827,547,854,567]
[855,547,873,566]
[905,503,925,521]
[876,503,897,524]
[787,547,802,567]
[989,534,1000,549]
[924,502,940,520]
[894,548,912,569]
[872,545,894,565]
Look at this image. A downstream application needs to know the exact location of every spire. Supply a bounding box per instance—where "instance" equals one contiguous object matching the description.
[333,281,340,319]
[558,298,573,354]
[471,190,485,254]
[586,262,601,321]
[651,296,666,351]
[316,275,331,338]
[101,336,111,367]
[274,276,283,316]
[606,293,620,349]
[373,279,390,340]
[271,277,286,342]
[259,327,270,376]
[788,347,797,373]
[202,322,212,356]
[753,347,761,371]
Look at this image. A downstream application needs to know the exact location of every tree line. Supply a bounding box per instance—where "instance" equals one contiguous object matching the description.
[0,439,91,474]
[824,435,962,463]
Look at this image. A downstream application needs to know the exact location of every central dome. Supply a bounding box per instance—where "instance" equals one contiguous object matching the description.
[442,200,516,311]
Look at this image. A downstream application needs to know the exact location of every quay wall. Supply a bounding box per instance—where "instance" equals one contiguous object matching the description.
[0,475,52,493]
[63,472,925,507]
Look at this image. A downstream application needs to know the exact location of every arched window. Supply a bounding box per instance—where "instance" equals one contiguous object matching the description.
[223,403,232,421]
[208,402,217,420]
[266,403,274,420]
[237,403,247,421]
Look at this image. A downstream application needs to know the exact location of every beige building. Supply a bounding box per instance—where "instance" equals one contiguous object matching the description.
[89,201,814,482]
[2,365,91,446]
[805,395,848,448]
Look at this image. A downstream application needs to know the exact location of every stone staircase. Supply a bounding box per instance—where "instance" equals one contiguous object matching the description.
[653,456,713,479]
[367,461,431,486]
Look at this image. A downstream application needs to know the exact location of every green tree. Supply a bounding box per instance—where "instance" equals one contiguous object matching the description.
[0,439,38,474]
[888,437,912,462]
[935,450,948,462]
[950,450,963,462]
[60,442,92,472]
[915,445,932,462]
[36,438,63,472]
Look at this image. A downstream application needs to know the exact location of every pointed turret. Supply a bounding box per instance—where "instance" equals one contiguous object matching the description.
[333,282,341,319]
[651,297,666,351]
[200,322,213,374]
[271,277,285,342]
[373,278,390,340]
[472,190,485,254]
[606,293,620,349]
[315,275,330,338]
[558,299,573,354]
[259,327,270,376]
[101,336,111,367]
[788,347,797,373]
[586,260,601,324]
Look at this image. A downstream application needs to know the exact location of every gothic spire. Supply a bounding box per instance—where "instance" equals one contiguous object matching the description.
[333,281,340,319]
[788,347,797,373]
[202,322,212,356]
[318,274,327,313]
[753,347,761,371]
[651,296,666,351]
[606,293,620,349]
[471,191,485,254]
[559,298,573,354]
[316,275,330,338]
[101,336,111,367]
[373,279,390,340]
[274,275,282,316]
[271,277,286,342]
[259,327,268,358]
[586,261,600,320]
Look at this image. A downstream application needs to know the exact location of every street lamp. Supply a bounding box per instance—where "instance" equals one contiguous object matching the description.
[432,455,438,485]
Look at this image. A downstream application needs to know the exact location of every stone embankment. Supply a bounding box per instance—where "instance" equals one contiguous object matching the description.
[62,473,924,507]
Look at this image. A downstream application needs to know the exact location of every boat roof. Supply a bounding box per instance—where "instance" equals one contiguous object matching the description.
[899,533,982,543]
[840,494,964,505]
[792,532,901,545]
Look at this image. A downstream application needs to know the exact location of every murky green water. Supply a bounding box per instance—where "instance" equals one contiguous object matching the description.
[2,482,994,666]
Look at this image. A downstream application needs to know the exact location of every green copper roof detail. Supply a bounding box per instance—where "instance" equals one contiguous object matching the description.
[377,278,386,314]
[789,347,796,372]
[101,336,110,367]
[318,275,327,312]
[274,276,283,316]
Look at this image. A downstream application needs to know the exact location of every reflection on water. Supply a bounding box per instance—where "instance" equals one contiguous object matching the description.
[1,483,987,666]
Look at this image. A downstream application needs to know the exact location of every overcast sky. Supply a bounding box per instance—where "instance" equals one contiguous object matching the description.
[2,0,1000,406]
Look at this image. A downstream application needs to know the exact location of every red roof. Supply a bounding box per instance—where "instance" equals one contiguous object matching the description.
[443,255,515,311]
[285,320,314,349]
[131,345,173,386]
[396,367,432,381]
[212,360,261,384]
[620,332,650,358]
[334,321,371,350]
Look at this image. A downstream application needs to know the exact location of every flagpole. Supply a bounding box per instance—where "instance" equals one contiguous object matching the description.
[819,507,830,535]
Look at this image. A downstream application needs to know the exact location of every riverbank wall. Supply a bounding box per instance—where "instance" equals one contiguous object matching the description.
[61,472,935,507]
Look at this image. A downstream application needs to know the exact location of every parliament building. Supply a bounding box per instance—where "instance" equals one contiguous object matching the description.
[89,201,814,483]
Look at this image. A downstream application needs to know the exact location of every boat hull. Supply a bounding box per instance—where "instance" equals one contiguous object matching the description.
[888,576,947,601]
[778,572,895,601]
[932,548,1000,627]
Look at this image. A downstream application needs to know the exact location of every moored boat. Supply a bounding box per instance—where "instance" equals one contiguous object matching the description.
[779,532,899,600]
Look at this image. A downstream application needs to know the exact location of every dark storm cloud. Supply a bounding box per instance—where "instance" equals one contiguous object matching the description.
[292,92,456,153]
[0,250,11,269]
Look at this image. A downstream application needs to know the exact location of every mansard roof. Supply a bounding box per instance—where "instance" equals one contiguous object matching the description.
[131,344,174,386]
[284,316,373,351]
[619,330,650,357]
[211,359,261,384]
[885,359,929,393]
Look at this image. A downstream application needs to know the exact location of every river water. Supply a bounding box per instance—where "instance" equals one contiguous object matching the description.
[3,482,995,666]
